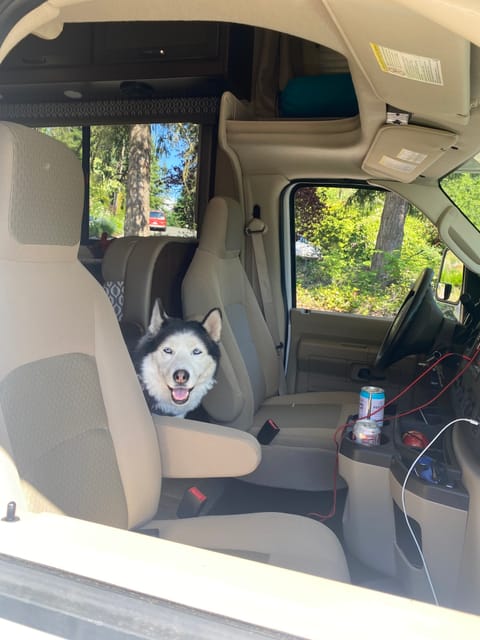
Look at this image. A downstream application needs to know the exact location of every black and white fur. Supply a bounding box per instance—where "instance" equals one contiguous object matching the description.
[135,300,222,418]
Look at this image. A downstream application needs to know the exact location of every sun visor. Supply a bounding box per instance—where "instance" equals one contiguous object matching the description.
[324,0,471,123]
[362,124,458,183]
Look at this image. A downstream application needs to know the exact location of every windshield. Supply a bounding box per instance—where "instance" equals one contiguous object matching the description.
[440,155,480,230]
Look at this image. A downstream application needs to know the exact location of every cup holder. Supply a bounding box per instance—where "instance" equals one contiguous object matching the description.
[348,431,389,447]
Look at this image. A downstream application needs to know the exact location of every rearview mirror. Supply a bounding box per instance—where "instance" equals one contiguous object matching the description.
[436,249,463,304]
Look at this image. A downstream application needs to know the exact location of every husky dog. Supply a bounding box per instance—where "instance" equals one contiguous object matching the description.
[135,301,222,418]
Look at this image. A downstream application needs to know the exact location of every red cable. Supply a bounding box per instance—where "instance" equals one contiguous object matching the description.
[308,345,480,522]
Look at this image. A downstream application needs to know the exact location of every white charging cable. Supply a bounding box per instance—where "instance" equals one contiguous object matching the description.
[401,417,479,606]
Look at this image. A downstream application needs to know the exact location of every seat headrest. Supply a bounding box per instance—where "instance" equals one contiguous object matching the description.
[0,122,84,262]
[198,197,244,257]
[102,236,139,282]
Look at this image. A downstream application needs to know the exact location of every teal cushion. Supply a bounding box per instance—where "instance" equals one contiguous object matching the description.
[279,73,358,118]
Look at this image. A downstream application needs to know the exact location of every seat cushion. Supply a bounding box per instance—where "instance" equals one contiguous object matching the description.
[253,391,359,448]
[152,512,350,582]
[241,391,359,491]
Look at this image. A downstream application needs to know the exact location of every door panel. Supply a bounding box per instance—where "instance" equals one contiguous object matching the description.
[287,308,417,395]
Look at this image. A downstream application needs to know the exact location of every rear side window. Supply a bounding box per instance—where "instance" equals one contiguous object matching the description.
[40,123,199,241]
[292,184,444,318]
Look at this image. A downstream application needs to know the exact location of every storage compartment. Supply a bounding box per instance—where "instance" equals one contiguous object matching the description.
[396,420,447,463]
[395,406,463,478]
[339,448,396,576]
[339,420,397,575]
[251,29,358,119]
[0,22,254,104]
[390,465,468,606]
[339,409,469,587]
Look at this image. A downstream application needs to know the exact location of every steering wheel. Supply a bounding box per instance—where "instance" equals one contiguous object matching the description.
[374,268,442,371]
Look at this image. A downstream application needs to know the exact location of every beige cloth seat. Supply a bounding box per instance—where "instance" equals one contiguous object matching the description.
[0,122,349,584]
[102,235,196,351]
[102,235,140,322]
[182,197,359,490]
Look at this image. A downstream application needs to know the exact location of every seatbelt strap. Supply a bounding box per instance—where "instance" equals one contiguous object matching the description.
[245,206,287,395]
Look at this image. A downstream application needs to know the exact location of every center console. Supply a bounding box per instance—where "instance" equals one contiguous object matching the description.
[339,405,469,605]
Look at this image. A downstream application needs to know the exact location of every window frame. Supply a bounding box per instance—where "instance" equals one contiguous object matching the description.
[284,179,381,311]
[41,121,216,245]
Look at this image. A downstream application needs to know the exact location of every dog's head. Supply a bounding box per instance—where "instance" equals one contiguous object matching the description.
[136,301,222,417]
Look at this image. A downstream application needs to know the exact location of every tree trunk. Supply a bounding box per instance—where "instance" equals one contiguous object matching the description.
[371,191,409,284]
[124,124,151,236]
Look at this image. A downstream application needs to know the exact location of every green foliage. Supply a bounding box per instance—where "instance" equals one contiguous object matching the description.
[89,213,121,238]
[159,122,199,230]
[89,125,130,227]
[441,171,480,230]
[38,126,83,160]
[295,186,444,316]
[40,123,198,238]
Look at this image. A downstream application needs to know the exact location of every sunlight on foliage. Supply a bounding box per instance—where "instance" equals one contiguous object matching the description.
[39,123,198,238]
[294,186,444,317]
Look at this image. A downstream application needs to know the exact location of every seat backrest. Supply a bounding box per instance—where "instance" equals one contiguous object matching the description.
[103,236,197,352]
[182,197,279,428]
[0,122,162,529]
[102,235,140,321]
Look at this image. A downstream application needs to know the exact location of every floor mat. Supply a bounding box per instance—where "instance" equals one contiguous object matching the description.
[208,479,347,538]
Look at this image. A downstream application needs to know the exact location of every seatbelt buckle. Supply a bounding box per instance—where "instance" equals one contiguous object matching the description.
[257,419,280,445]
[177,486,208,519]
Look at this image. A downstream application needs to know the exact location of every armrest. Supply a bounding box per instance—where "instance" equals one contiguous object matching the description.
[152,415,261,478]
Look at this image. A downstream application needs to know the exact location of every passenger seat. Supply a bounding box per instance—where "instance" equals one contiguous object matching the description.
[182,196,359,491]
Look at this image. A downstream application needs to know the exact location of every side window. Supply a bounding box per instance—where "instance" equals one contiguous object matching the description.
[292,184,444,318]
[40,122,199,242]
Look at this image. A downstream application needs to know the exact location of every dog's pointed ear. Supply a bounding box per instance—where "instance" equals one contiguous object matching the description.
[148,298,168,334]
[202,308,222,343]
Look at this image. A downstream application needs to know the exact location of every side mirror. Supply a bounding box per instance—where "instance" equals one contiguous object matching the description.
[436,249,463,304]
[436,281,452,302]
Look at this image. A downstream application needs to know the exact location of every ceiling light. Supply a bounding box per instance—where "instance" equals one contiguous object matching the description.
[64,90,83,100]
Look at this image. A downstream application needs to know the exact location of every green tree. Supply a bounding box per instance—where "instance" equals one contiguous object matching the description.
[294,185,443,316]
[294,186,327,239]
[162,123,199,229]
[124,124,151,236]
[38,126,82,159]
[370,192,410,285]
[90,125,129,216]
[441,171,480,229]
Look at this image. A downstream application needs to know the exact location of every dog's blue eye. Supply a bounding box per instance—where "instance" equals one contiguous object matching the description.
[163,347,173,355]
[192,348,202,355]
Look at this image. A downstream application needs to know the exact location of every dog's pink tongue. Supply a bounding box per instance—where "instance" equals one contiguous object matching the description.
[172,387,189,403]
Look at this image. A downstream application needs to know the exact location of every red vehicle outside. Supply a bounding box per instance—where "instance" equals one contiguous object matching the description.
[149,210,167,232]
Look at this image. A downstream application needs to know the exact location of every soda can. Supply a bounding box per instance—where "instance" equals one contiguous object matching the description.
[352,419,381,447]
[359,386,385,426]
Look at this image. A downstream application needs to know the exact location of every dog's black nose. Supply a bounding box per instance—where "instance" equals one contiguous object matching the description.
[173,369,190,384]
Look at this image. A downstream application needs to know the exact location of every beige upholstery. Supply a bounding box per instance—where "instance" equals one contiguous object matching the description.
[182,196,359,490]
[102,235,197,351]
[102,235,139,321]
[0,122,350,583]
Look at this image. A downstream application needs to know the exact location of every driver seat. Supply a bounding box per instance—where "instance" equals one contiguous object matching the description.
[182,197,359,490]
[0,122,350,584]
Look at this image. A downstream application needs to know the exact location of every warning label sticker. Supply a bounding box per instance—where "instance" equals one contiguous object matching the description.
[397,148,428,164]
[370,43,443,86]
[379,155,416,174]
